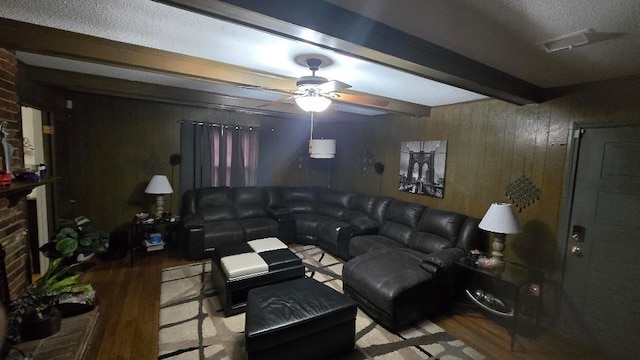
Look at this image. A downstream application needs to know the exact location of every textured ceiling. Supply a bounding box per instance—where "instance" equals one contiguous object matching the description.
[329,0,640,87]
[2,0,639,116]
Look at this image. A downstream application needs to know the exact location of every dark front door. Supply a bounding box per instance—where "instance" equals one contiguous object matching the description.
[559,125,640,360]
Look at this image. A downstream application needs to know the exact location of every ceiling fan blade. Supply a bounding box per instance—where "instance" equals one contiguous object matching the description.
[317,80,351,93]
[333,92,390,107]
[257,94,297,108]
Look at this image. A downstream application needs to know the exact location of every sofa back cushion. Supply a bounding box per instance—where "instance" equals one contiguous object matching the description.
[316,189,352,218]
[233,187,268,219]
[264,186,284,208]
[195,187,236,221]
[408,209,467,254]
[378,200,426,247]
[369,197,392,224]
[280,187,317,214]
[456,217,482,253]
[181,189,198,216]
[349,194,374,214]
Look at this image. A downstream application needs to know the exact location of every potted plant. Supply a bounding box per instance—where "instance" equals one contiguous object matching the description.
[7,258,95,343]
[40,216,110,261]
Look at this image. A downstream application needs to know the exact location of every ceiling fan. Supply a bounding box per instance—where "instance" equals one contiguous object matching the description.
[260,58,389,112]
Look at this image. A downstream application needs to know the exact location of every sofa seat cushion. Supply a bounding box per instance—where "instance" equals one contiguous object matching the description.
[348,234,406,258]
[203,221,244,251]
[238,217,279,241]
[342,249,432,317]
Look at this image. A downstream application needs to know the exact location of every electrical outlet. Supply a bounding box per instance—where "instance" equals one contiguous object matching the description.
[529,284,540,296]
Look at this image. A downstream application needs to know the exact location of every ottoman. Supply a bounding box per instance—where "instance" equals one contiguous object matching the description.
[245,278,357,360]
[211,237,305,316]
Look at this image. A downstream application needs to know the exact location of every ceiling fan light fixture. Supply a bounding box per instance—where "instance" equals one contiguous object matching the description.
[295,94,332,112]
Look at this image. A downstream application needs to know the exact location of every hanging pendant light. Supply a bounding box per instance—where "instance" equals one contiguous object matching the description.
[309,139,336,158]
[308,111,336,158]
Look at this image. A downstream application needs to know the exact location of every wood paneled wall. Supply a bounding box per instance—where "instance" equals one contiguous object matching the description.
[359,75,640,274]
[17,60,640,283]
[48,91,368,232]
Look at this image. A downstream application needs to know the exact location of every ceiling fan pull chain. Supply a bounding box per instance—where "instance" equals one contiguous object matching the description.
[309,111,315,154]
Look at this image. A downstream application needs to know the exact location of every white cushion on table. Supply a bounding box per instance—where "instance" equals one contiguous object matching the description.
[221,252,268,280]
[248,237,287,253]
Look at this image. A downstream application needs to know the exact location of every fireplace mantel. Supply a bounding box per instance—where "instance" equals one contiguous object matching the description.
[0,177,59,207]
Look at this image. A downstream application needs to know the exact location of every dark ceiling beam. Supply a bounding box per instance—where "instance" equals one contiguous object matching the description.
[0,18,292,90]
[158,0,543,105]
[0,18,429,116]
[23,65,372,123]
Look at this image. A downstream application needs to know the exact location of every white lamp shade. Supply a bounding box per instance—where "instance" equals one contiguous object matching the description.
[295,95,332,112]
[144,175,173,194]
[478,203,522,234]
[309,139,336,158]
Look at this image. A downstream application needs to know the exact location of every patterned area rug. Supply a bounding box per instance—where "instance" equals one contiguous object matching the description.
[158,245,484,359]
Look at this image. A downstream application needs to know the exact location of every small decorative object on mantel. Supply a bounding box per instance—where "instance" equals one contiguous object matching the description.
[505,171,540,212]
[0,122,15,177]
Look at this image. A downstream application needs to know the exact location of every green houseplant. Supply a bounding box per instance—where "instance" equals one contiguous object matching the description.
[7,258,95,343]
[7,216,107,343]
[40,216,110,260]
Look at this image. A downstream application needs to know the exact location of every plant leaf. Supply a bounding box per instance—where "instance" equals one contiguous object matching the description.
[55,237,78,255]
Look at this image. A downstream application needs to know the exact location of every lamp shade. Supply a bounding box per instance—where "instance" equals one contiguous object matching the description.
[478,203,522,234]
[295,94,332,112]
[309,139,336,158]
[144,175,173,194]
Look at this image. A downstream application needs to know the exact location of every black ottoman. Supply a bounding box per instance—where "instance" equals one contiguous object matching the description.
[211,238,305,316]
[245,278,357,360]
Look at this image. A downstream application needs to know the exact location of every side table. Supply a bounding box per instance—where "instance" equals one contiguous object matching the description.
[454,254,544,351]
[128,216,181,267]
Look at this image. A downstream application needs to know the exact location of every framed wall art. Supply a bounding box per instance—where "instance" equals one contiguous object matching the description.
[399,140,447,198]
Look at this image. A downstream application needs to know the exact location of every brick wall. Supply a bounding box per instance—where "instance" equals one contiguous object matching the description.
[0,48,29,301]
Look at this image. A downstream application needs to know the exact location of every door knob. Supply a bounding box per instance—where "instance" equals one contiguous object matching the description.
[570,246,582,256]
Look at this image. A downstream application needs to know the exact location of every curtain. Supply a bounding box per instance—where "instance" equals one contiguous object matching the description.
[180,122,259,196]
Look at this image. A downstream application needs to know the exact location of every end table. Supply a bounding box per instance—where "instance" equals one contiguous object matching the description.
[454,253,544,351]
[128,216,181,267]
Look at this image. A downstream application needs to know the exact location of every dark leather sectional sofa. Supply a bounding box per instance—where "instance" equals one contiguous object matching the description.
[180,186,482,330]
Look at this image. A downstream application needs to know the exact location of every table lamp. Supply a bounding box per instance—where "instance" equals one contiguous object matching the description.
[145,175,173,218]
[478,202,522,264]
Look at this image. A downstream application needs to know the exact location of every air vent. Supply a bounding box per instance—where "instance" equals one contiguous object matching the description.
[539,29,593,53]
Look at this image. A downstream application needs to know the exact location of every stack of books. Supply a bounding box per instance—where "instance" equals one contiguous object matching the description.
[144,239,165,252]
[145,233,165,252]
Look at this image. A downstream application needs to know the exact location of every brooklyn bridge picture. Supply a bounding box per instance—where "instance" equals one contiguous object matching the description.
[399,140,448,198]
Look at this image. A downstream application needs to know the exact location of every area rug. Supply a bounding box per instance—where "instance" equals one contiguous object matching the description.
[158,245,484,360]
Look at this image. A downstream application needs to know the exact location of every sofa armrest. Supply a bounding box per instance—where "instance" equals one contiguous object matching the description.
[420,248,465,274]
[350,218,379,236]
[267,205,292,218]
[182,213,204,229]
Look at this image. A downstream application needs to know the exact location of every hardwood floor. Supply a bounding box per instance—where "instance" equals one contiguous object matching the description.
[83,253,614,360]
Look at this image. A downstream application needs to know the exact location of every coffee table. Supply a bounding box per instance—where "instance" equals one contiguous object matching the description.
[211,237,305,316]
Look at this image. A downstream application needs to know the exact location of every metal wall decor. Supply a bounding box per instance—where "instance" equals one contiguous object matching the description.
[292,147,308,170]
[505,171,540,212]
[358,148,375,174]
